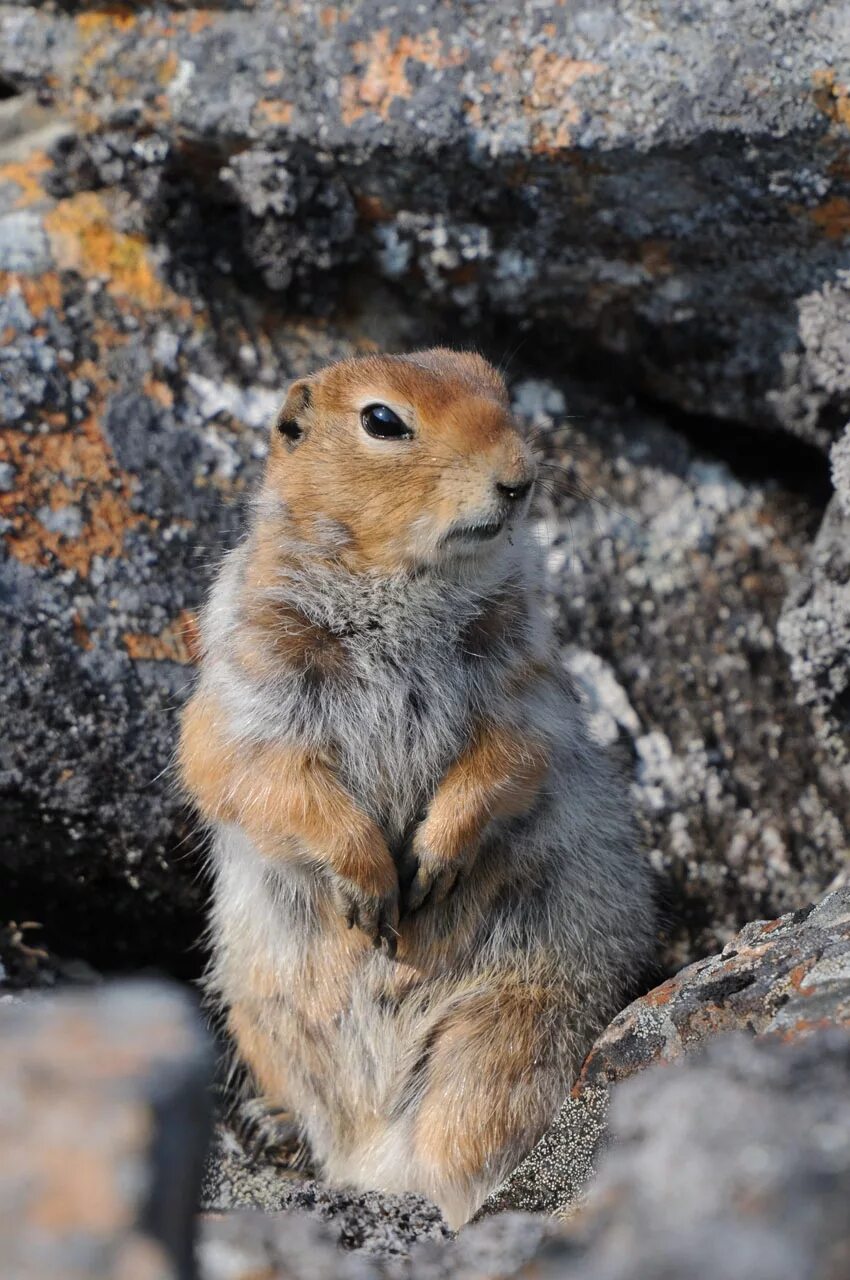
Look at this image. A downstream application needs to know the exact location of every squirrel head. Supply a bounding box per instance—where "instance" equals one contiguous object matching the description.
[263,348,536,574]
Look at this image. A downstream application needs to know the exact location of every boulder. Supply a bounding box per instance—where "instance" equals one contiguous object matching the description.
[4,1,850,443]
[481,887,850,1217]
[0,981,211,1280]
[541,1030,850,1280]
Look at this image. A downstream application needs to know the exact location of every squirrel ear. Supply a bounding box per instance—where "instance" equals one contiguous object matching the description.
[273,379,312,449]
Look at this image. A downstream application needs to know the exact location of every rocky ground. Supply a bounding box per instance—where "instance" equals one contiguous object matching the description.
[1,0,849,1275]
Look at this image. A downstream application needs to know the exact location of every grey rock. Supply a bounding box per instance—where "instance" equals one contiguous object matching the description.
[524,385,847,966]
[5,2,850,442]
[480,887,850,1220]
[201,1121,450,1258]
[0,167,370,972]
[198,1208,561,1279]
[779,424,850,767]
[551,1030,850,1280]
[0,981,211,1280]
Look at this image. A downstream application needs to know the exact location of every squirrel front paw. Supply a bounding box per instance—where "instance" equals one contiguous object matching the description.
[326,820,400,955]
[399,826,478,915]
[328,871,400,957]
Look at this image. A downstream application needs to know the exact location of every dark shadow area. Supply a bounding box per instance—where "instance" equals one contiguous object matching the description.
[1,799,209,981]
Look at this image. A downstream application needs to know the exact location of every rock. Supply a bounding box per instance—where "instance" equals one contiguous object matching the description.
[0,981,211,1280]
[779,424,850,767]
[200,1122,450,1257]
[198,1208,561,1279]
[0,138,372,972]
[4,2,850,443]
[480,887,850,1218]
[544,1030,850,1280]
[524,385,847,966]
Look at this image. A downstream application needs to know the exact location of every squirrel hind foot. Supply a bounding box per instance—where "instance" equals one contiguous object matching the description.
[231,1095,314,1173]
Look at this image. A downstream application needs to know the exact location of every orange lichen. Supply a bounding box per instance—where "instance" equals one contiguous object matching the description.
[321,6,350,28]
[0,413,144,577]
[44,193,189,315]
[123,610,197,664]
[813,69,850,127]
[341,28,465,125]
[479,46,603,153]
[525,50,602,153]
[788,961,816,992]
[254,99,294,127]
[72,613,94,651]
[354,191,394,223]
[0,152,52,210]
[156,51,180,88]
[75,9,137,38]
[641,977,678,1007]
[809,195,850,240]
[186,10,214,35]
[142,376,175,409]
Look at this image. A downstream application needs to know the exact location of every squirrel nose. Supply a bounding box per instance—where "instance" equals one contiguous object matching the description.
[496,478,533,504]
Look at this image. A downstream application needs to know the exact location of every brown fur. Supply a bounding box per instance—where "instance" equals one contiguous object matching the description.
[179,691,396,899]
[261,351,531,574]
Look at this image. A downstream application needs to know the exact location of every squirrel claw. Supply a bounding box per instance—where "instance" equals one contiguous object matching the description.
[401,854,462,915]
[330,874,399,954]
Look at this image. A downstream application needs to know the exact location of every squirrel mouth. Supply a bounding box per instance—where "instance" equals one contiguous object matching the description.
[444,518,505,544]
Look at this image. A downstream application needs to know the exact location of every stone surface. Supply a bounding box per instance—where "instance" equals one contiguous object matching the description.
[0,137,372,972]
[526,384,847,966]
[1,129,847,976]
[779,424,850,766]
[0,981,211,1280]
[4,1,850,443]
[548,1031,850,1280]
[200,1122,450,1256]
[198,1208,561,1279]
[480,887,850,1218]
[197,1033,850,1278]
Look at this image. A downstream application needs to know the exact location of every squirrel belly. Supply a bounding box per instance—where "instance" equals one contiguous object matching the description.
[179,349,656,1227]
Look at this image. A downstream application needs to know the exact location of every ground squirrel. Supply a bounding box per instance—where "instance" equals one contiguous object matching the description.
[179,348,656,1227]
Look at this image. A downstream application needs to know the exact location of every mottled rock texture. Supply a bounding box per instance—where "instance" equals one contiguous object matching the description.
[201,1124,450,1255]
[0,138,369,971]
[528,384,847,964]
[780,424,850,766]
[0,981,211,1280]
[5,0,850,444]
[549,1030,850,1280]
[481,887,850,1219]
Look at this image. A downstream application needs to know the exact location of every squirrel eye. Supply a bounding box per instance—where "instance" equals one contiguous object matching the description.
[361,403,412,440]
